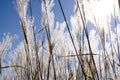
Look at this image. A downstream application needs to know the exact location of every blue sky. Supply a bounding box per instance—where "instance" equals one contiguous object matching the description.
[0,0,21,41]
[0,0,75,47]
[0,0,119,50]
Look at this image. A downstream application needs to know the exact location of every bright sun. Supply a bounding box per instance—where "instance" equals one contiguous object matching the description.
[85,0,119,30]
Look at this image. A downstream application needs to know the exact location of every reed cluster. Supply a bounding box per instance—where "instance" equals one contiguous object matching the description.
[0,0,120,80]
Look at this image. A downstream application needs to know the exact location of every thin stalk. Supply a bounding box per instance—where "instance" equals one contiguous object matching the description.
[113,7,120,64]
[99,53,102,79]
[58,0,87,79]
[20,19,31,80]
[107,20,117,79]
[29,1,42,79]
[43,0,56,80]
[76,0,99,79]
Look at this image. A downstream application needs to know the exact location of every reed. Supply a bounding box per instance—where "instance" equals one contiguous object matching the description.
[0,0,120,80]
